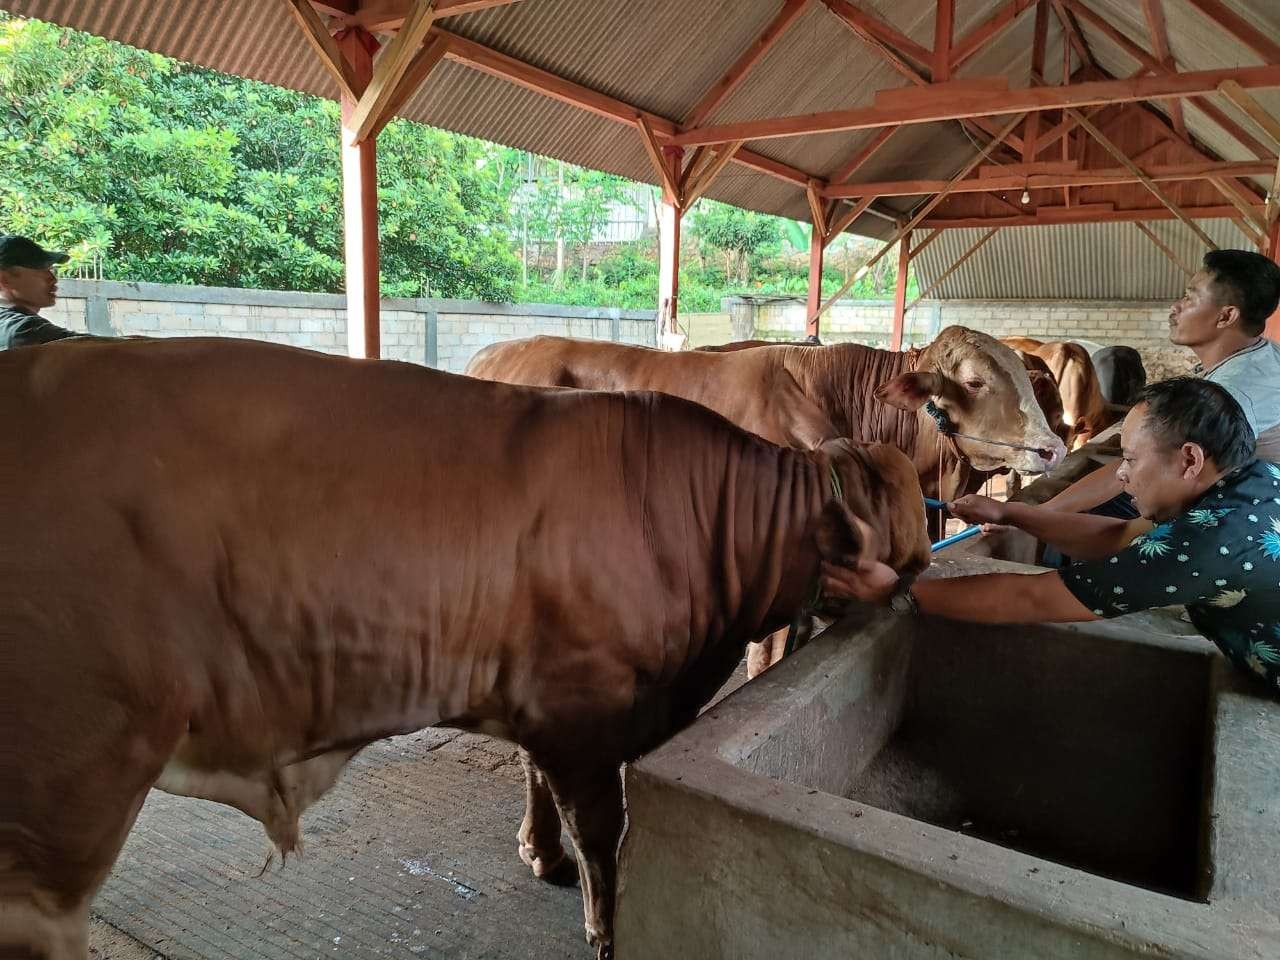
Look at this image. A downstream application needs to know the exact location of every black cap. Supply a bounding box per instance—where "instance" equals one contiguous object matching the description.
[0,235,69,270]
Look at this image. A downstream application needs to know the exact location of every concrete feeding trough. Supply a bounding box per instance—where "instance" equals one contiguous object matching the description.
[616,558,1280,959]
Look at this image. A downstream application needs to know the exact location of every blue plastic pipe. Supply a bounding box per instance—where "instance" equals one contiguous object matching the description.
[930,524,983,553]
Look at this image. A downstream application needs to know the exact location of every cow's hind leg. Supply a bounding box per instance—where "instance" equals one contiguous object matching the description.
[516,748,575,884]
[540,760,625,960]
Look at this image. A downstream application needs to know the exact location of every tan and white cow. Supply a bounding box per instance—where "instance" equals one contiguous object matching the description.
[0,337,930,960]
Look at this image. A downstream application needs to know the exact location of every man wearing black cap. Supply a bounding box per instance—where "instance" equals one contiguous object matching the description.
[0,234,82,349]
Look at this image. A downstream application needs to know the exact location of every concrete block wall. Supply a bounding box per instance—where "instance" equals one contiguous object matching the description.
[49,279,656,371]
[736,296,1195,379]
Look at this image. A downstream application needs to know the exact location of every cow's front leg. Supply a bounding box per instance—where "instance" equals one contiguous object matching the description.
[541,760,625,960]
[517,747,574,883]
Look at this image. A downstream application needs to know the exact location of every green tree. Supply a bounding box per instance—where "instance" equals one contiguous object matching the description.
[687,201,780,285]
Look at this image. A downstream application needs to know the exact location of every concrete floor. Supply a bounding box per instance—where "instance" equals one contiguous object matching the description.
[88,731,587,960]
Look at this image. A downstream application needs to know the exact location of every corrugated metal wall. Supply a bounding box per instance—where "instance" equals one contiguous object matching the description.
[913,219,1255,300]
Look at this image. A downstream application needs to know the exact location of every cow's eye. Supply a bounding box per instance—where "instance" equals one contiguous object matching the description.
[963,379,984,393]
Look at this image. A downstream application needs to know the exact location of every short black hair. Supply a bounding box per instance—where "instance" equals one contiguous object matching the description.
[1201,249,1280,336]
[1136,377,1254,471]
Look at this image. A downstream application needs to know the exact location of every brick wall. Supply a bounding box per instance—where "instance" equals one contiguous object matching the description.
[734,296,1195,380]
[48,279,655,371]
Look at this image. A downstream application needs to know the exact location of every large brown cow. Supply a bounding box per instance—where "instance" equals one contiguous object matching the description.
[469,326,1067,505]
[0,337,929,960]
[1004,337,1122,449]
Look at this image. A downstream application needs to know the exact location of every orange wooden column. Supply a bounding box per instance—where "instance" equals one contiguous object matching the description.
[890,230,912,351]
[805,225,824,339]
[657,145,685,349]
[337,28,382,359]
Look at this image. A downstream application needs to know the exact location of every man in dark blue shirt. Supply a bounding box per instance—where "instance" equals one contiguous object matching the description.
[0,234,80,349]
[821,377,1280,695]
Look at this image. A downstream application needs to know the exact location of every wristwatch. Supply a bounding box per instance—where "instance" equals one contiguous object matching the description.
[888,576,919,615]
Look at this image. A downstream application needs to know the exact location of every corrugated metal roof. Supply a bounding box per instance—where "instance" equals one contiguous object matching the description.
[913,218,1253,300]
[1,0,1275,294]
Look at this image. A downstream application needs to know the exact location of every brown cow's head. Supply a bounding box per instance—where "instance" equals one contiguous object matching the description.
[874,326,1067,475]
[812,439,931,605]
[1018,351,1071,448]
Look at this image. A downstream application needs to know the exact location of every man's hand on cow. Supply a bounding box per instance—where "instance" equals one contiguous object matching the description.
[820,557,899,605]
[948,494,1009,531]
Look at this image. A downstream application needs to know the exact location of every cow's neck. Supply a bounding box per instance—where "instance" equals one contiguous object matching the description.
[779,343,969,500]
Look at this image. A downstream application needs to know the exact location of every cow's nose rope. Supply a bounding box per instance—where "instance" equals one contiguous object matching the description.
[924,400,1056,461]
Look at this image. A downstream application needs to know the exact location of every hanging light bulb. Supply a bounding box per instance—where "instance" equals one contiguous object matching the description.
[1020,187,1031,205]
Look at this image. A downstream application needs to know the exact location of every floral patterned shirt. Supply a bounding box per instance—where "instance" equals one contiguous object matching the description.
[1061,459,1280,696]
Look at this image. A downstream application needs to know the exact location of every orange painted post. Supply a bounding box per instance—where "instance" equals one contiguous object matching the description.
[806,225,825,339]
[891,229,912,351]
[337,28,381,359]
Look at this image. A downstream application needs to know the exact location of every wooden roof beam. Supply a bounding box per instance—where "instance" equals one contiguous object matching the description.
[1067,107,1217,248]
[330,0,524,31]
[284,0,364,102]
[829,127,897,183]
[435,29,817,188]
[822,159,1273,198]
[812,112,1024,321]
[1182,0,1280,65]
[923,204,1251,227]
[682,0,811,128]
[683,142,746,208]
[821,0,933,72]
[906,227,1000,311]
[667,64,1280,147]
[1218,80,1280,154]
[1134,221,1195,274]
[949,0,1036,74]
[932,0,954,82]
[346,0,439,144]
[1139,0,1186,139]
[1050,0,1092,68]
[1060,0,1274,159]
[824,196,876,242]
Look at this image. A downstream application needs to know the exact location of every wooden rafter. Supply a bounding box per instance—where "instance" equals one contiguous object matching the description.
[821,0,933,71]
[829,127,896,183]
[822,159,1272,198]
[329,0,524,31]
[906,228,1000,312]
[1134,222,1194,275]
[668,64,1280,147]
[282,0,363,103]
[1139,0,1186,139]
[822,5,1025,153]
[367,33,449,140]
[1217,80,1280,153]
[636,116,679,203]
[825,196,875,242]
[1211,176,1267,237]
[683,141,745,208]
[814,112,1024,320]
[923,204,1251,228]
[909,228,943,259]
[1050,0,1092,67]
[1059,0,1274,160]
[1023,0,1049,159]
[435,28,815,188]
[345,0,439,145]
[933,0,954,82]
[1067,107,1218,249]
[682,0,810,128]
[949,0,1036,74]
[1182,0,1280,65]
[806,181,830,236]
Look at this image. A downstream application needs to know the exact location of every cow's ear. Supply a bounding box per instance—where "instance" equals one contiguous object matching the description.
[816,499,878,568]
[874,371,943,411]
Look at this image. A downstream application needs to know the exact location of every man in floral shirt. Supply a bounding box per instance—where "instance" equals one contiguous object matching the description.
[820,377,1280,695]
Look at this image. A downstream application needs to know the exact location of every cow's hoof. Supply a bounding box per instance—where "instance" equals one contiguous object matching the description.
[587,927,613,960]
[519,843,576,886]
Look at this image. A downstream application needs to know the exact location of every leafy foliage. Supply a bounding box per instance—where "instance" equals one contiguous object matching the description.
[0,14,913,308]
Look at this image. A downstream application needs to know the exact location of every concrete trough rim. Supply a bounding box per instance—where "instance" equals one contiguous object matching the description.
[628,604,1279,959]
